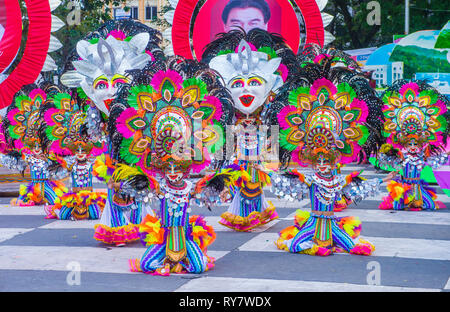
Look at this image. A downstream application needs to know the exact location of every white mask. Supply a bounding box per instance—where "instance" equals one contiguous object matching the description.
[228,75,269,115]
[208,40,283,115]
[60,33,151,116]
[81,73,129,115]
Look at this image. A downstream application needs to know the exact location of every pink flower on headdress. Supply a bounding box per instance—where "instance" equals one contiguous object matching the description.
[310,78,337,97]
[107,30,127,41]
[116,107,139,139]
[277,63,289,82]
[399,82,420,97]
[350,98,369,124]
[151,70,184,93]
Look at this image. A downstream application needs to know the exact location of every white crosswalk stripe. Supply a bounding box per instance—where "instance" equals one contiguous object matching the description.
[236,232,450,261]
[0,245,230,274]
[174,276,441,292]
[0,228,34,243]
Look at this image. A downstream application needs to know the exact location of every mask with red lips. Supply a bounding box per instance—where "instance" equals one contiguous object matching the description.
[406,138,422,155]
[208,39,283,116]
[228,75,270,115]
[164,162,187,185]
[312,153,334,176]
[60,33,152,117]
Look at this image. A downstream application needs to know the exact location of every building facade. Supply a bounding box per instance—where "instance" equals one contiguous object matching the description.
[364,62,403,87]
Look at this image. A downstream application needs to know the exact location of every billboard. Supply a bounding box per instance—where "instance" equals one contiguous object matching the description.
[0,0,22,74]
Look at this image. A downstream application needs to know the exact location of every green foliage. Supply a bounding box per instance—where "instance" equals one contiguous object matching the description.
[389,45,450,79]
[435,29,450,49]
[50,0,125,75]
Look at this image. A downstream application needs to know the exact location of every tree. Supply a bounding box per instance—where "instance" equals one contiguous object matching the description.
[50,0,126,76]
[326,0,450,50]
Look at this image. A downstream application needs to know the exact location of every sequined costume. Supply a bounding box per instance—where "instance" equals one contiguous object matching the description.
[45,155,106,220]
[272,170,381,256]
[377,81,449,211]
[271,52,388,256]
[11,153,66,206]
[131,180,216,275]
[59,20,163,244]
[202,29,296,231]
[35,89,107,220]
[107,57,231,275]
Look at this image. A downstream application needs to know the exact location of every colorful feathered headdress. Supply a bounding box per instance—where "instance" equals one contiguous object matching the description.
[277,77,370,166]
[272,48,383,168]
[6,88,47,152]
[59,20,164,116]
[111,65,227,176]
[382,81,448,150]
[42,92,105,156]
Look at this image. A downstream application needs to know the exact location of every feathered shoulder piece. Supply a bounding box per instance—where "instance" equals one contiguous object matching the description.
[92,154,116,183]
[381,80,448,150]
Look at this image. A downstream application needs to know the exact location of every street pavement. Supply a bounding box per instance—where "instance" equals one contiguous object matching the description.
[0,164,449,293]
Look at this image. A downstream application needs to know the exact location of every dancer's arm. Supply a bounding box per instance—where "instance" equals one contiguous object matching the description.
[425,152,449,169]
[341,171,397,204]
[271,169,311,202]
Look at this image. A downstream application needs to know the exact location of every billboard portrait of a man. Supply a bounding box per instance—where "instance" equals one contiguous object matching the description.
[221,0,272,33]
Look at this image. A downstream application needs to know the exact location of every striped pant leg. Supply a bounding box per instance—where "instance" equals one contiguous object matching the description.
[420,184,437,210]
[182,238,208,274]
[393,197,405,210]
[331,220,356,252]
[43,182,59,205]
[289,217,317,253]
[140,243,166,273]
[88,204,101,219]
[109,203,128,228]
[58,206,73,220]
[129,202,142,225]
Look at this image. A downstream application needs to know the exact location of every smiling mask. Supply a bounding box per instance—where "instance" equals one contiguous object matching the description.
[60,33,151,116]
[208,40,282,116]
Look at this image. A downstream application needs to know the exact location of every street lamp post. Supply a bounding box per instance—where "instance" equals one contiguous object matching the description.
[405,0,410,35]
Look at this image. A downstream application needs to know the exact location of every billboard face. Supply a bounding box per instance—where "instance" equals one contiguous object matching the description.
[193,0,288,59]
[204,0,282,40]
[171,0,325,60]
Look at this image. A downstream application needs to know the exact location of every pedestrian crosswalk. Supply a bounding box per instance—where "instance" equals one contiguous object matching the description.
[237,232,450,261]
[174,276,442,292]
[0,164,449,292]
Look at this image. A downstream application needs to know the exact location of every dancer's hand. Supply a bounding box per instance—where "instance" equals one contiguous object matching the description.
[382,171,397,182]
[219,189,231,202]
[107,179,121,191]
[254,163,267,173]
